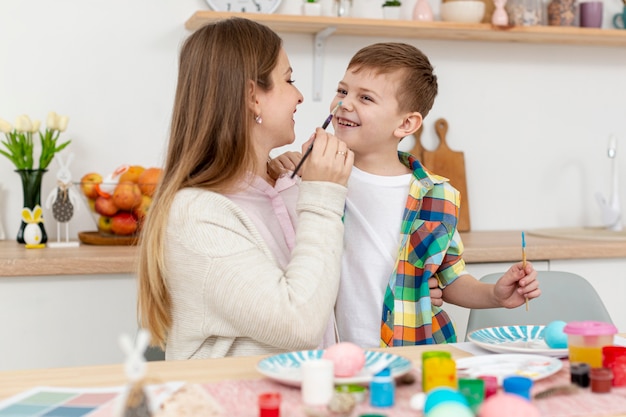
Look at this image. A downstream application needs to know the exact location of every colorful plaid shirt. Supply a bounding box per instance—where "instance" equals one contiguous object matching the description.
[380,151,467,347]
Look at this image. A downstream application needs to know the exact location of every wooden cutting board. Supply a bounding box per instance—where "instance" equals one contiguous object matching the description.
[411,118,471,232]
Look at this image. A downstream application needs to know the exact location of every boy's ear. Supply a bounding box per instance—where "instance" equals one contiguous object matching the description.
[394,112,423,139]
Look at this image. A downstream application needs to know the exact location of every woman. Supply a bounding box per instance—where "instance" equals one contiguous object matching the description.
[137,17,353,359]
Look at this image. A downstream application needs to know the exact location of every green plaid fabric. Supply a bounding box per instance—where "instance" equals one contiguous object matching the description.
[380,151,466,346]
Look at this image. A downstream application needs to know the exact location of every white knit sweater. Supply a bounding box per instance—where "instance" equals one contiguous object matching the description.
[163,181,347,359]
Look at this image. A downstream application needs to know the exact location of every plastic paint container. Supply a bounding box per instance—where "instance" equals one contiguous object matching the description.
[590,367,613,393]
[478,375,498,398]
[458,378,485,412]
[602,346,626,386]
[570,362,591,388]
[502,375,533,400]
[370,368,395,408]
[258,392,281,417]
[422,351,457,392]
[563,321,617,368]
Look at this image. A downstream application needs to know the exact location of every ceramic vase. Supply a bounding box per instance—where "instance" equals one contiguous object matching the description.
[15,169,48,244]
[413,0,434,21]
[383,5,402,18]
[492,0,509,24]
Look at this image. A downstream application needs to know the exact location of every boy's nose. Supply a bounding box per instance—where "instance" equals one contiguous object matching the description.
[338,100,352,111]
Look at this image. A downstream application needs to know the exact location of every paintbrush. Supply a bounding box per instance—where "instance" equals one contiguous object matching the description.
[290,101,342,179]
[522,231,529,311]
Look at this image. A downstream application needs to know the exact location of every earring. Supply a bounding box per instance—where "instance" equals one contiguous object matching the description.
[255,114,262,124]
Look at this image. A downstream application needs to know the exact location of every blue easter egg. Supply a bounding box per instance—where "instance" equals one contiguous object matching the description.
[426,402,474,417]
[424,387,468,414]
[544,320,568,348]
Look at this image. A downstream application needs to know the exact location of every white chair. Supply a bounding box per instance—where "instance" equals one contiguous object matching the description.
[465,270,613,341]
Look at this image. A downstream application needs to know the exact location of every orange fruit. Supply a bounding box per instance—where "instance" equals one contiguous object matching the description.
[138,167,163,197]
[119,165,145,183]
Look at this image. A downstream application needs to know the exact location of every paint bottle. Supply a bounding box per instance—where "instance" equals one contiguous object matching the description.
[370,368,395,408]
[422,351,457,393]
[590,367,613,393]
[570,362,591,388]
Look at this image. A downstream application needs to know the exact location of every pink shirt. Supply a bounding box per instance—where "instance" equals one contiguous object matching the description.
[226,175,299,269]
[226,174,337,348]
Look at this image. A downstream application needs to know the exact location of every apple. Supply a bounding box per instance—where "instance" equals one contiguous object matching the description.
[94,196,119,217]
[111,212,138,236]
[80,172,103,199]
[138,167,163,197]
[119,165,145,183]
[112,181,142,211]
[134,194,152,220]
[98,215,113,234]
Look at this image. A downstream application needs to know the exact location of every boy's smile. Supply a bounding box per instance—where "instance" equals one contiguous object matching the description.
[330,68,416,174]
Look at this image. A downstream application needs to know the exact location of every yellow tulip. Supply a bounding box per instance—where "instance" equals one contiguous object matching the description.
[0,118,12,133]
[57,115,69,132]
[31,120,41,133]
[14,115,33,133]
[46,111,58,130]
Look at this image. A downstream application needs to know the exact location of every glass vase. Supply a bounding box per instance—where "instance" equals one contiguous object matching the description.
[15,169,48,244]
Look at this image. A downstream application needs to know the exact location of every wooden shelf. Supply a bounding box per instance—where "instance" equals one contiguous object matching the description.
[186,11,626,47]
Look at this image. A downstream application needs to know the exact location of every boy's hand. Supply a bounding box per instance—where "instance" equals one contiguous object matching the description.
[301,128,353,186]
[429,277,443,307]
[270,151,302,176]
[494,262,541,308]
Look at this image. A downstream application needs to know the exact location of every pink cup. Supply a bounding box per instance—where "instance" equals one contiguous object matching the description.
[580,1,604,28]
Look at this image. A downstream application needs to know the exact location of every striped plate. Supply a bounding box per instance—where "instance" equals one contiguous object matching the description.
[468,325,568,357]
[256,349,412,386]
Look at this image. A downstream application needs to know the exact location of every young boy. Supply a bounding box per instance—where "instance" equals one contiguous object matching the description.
[330,43,540,348]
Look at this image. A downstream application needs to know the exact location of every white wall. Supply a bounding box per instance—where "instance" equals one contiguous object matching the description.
[1,0,626,239]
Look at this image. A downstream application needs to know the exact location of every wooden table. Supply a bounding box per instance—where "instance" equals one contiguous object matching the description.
[0,345,470,400]
[2,344,626,417]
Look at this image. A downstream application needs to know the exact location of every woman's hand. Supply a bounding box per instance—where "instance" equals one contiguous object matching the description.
[301,128,353,186]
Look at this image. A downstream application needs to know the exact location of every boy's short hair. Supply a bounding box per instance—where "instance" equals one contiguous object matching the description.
[347,43,438,117]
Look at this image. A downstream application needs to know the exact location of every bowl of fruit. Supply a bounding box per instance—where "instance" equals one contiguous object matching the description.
[78,165,162,245]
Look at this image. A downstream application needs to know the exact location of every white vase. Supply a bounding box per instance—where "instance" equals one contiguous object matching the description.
[382,5,402,19]
[303,2,323,15]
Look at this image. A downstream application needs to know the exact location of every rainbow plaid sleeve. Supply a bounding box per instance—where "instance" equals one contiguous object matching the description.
[380,152,465,347]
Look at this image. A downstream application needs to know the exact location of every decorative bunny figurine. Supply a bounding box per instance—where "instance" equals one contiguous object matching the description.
[45,153,81,246]
[117,329,154,417]
[21,205,45,248]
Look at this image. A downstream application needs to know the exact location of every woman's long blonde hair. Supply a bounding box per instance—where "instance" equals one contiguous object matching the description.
[137,18,282,347]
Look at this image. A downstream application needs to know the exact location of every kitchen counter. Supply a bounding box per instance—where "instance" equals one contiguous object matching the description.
[2,229,626,277]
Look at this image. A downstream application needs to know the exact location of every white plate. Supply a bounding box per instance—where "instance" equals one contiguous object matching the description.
[256,349,412,386]
[467,325,568,357]
[456,353,563,385]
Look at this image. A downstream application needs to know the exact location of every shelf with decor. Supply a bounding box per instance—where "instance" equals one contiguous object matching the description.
[185,11,626,47]
[185,10,626,100]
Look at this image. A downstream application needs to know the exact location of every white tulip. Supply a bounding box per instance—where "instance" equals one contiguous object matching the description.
[46,112,58,130]
[0,118,12,133]
[14,115,33,133]
[31,120,41,133]
[57,115,69,132]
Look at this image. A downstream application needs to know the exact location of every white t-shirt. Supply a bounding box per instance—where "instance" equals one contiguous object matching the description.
[335,166,412,348]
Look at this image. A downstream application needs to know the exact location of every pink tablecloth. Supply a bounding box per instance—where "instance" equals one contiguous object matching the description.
[199,361,626,417]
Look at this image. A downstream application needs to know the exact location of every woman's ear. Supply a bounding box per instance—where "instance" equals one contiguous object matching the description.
[247,80,261,117]
[394,112,423,139]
